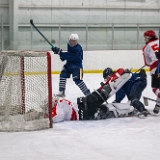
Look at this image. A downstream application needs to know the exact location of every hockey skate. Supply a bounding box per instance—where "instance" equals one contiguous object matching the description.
[128,108,138,117]
[153,104,160,114]
[56,91,65,97]
[138,109,151,118]
[141,109,150,116]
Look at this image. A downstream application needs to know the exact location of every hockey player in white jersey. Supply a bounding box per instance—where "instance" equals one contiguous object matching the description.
[142,30,160,114]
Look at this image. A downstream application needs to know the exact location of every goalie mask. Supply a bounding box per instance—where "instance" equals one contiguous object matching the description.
[103,67,114,81]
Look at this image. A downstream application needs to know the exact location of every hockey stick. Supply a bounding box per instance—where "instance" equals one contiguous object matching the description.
[134,65,146,73]
[30,19,54,48]
[143,96,160,106]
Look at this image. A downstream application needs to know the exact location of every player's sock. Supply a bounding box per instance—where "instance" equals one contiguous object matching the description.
[153,104,160,114]
[77,81,90,96]
[59,78,66,90]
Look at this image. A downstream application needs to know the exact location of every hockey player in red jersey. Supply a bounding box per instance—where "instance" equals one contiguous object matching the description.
[142,30,160,114]
[78,67,150,120]
[109,68,148,115]
[77,67,138,120]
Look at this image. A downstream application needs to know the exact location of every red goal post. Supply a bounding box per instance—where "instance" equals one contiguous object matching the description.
[0,50,52,131]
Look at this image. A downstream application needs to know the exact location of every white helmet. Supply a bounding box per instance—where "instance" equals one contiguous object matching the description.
[69,34,79,41]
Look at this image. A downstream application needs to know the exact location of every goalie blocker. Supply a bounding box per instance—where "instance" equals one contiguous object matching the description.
[77,68,132,120]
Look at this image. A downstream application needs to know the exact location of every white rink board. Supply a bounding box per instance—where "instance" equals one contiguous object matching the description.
[49,50,145,71]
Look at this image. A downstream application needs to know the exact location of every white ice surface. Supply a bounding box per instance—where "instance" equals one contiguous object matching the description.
[0,73,160,160]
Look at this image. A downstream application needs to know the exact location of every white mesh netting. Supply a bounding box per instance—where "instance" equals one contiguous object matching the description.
[0,50,52,131]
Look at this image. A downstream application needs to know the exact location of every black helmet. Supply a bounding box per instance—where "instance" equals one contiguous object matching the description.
[103,67,113,79]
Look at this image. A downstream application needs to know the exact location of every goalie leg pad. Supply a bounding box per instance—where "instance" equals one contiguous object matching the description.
[77,97,88,120]
[77,91,106,120]
[108,103,134,117]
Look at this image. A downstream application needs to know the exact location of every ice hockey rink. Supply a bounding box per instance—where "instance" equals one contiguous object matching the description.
[0,73,160,160]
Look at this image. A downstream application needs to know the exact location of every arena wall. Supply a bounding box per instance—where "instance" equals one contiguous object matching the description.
[50,50,149,73]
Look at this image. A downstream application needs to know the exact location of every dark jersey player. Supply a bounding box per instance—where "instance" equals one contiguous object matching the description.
[52,33,90,97]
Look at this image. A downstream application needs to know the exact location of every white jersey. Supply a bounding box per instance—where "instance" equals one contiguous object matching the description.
[51,98,134,123]
[142,39,159,75]
[52,99,79,123]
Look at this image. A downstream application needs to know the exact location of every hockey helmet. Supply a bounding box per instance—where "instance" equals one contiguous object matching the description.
[144,30,156,38]
[69,34,79,41]
[103,67,114,79]
[69,34,79,47]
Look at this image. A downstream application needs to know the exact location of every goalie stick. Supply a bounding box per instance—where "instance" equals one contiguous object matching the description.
[143,96,160,106]
[30,19,55,48]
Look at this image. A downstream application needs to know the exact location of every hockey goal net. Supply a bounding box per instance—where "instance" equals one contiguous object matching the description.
[0,50,52,131]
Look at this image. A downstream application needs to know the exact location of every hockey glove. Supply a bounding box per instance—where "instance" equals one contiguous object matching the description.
[51,46,62,55]
[135,69,147,81]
